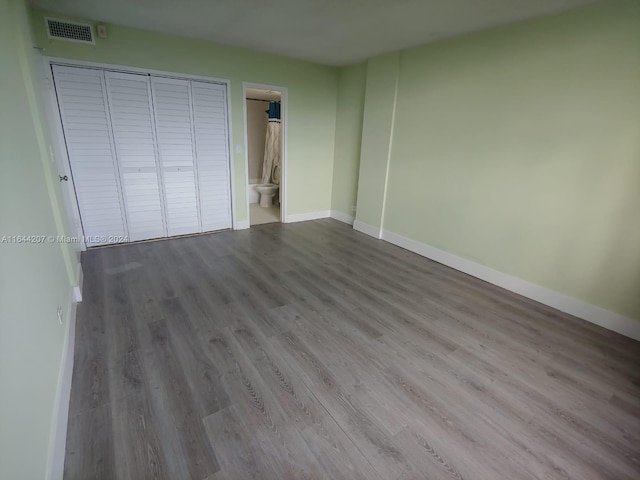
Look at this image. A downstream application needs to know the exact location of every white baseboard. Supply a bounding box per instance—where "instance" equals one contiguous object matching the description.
[46,288,78,480]
[235,219,250,230]
[72,263,83,303]
[330,210,355,225]
[353,220,382,239]
[381,229,640,341]
[285,210,331,223]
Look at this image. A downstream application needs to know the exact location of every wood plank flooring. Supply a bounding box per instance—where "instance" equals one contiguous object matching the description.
[64,219,640,480]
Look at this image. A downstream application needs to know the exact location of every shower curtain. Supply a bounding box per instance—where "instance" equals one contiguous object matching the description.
[261,101,281,187]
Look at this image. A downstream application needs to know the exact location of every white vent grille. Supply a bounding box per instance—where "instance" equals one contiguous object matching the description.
[46,18,95,44]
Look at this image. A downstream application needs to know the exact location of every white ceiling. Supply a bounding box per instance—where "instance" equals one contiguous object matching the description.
[246,88,282,101]
[30,0,599,66]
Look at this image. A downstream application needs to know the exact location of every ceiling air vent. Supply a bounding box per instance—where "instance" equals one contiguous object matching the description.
[46,18,95,44]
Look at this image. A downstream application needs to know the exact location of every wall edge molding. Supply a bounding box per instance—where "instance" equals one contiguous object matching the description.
[72,263,83,303]
[381,229,640,341]
[235,219,250,230]
[353,220,382,239]
[285,210,331,223]
[330,210,355,225]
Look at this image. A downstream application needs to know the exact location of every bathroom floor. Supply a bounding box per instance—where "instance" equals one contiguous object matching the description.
[249,203,280,225]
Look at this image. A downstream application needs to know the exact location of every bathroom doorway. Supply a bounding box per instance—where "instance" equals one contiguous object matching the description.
[243,83,286,226]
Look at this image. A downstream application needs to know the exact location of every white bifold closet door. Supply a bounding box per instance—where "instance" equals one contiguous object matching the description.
[150,77,201,237]
[104,71,166,241]
[52,65,128,247]
[150,77,232,236]
[53,64,232,246]
[191,81,232,232]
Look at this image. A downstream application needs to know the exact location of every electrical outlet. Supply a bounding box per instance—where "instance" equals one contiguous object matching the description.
[57,305,63,325]
[351,205,357,212]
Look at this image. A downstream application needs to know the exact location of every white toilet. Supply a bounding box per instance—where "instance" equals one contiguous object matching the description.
[254,184,279,207]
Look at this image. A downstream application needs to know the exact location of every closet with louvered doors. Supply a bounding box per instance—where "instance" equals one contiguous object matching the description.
[52,64,232,247]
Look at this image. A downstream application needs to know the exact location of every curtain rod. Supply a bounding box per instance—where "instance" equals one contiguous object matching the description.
[246,97,275,102]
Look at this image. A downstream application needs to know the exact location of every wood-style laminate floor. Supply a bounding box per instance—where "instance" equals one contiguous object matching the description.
[65,219,640,480]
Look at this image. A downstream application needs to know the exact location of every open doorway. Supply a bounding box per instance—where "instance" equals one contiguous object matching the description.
[244,85,285,226]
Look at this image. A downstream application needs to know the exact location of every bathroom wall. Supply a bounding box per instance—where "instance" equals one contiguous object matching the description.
[246,99,268,184]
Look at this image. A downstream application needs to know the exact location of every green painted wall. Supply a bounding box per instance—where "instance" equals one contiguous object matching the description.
[355,52,400,230]
[15,8,79,282]
[381,0,640,320]
[331,62,367,218]
[0,0,78,478]
[30,9,339,219]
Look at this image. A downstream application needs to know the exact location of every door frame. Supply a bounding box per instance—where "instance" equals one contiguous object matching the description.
[41,59,87,250]
[242,82,288,225]
[42,56,237,249]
